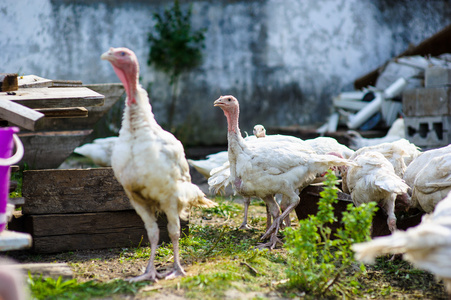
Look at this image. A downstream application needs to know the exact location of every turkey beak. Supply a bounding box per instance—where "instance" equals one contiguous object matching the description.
[213,98,223,107]
[100,48,114,61]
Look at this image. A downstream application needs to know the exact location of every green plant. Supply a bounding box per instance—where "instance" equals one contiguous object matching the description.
[202,198,241,219]
[28,274,147,300]
[284,170,377,298]
[147,0,206,129]
[8,165,26,198]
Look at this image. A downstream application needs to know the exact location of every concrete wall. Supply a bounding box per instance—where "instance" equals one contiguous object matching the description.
[2,0,450,145]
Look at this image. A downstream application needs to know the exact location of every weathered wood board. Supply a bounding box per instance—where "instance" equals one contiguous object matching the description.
[18,75,53,88]
[22,168,131,214]
[36,107,88,118]
[26,213,187,253]
[9,211,189,253]
[18,130,92,169]
[296,185,423,238]
[35,83,124,131]
[9,263,73,279]
[1,87,104,109]
[15,167,190,253]
[0,73,18,92]
[0,99,44,130]
[24,211,145,236]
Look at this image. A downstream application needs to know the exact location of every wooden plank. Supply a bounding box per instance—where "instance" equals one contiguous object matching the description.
[0,99,44,131]
[8,211,189,253]
[22,211,188,237]
[22,168,132,214]
[31,223,188,253]
[32,228,149,253]
[35,83,124,131]
[0,230,32,251]
[36,107,88,118]
[0,87,104,109]
[8,198,25,206]
[296,185,424,238]
[0,73,18,92]
[9,263,73,280]
[18,130,92,170]
[25,211,146,236]
[51,80,83,87]
[18,75,53,88]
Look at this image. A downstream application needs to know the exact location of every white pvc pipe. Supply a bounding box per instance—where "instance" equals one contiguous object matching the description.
[383,77,408,99]
[347,93,383,129]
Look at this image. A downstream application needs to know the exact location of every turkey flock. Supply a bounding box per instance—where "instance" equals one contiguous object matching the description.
[89,47,451,292]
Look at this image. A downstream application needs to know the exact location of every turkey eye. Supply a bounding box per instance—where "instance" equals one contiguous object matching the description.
[228,98,231,101]
[121,52,126,56]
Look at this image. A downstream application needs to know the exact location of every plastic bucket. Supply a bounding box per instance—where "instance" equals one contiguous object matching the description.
[0,127,24,232]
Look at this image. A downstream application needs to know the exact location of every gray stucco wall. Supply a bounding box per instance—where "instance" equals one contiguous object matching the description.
[2,0,451,145]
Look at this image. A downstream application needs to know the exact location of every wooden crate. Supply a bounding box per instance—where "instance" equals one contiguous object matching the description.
[8,168,189,253]
[295,185,423,238]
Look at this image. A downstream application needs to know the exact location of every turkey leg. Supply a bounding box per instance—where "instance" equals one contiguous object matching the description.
[127,200,163,282]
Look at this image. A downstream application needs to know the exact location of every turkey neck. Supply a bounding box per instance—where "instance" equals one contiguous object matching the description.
[123,88,158,134]
[224,105,247,186]
[224,105,246,151]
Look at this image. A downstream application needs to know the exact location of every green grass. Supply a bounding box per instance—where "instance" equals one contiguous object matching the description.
[28,274,147,300]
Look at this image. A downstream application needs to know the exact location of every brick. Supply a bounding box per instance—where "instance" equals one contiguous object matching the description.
[403,87,451,117]
[425,66,451,87]
[405,116,451,149]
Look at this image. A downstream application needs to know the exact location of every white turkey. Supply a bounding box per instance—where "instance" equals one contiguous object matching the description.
[347,118,405,150]
[347,138,421,178]
[403,144,451,213]
[101,47,216,282]
[342,151,410,233]
[214,95,354,248]
[187,124,267,179]
[209,133,353,230]
[352,190,451,295]
[209,126,318,230]
[73,136,118,167]
[304,136,354,159]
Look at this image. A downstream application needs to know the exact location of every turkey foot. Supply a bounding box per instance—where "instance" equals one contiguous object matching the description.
[238,223,254,230]
[257,233,283,249]
[161,267,187,280]
[261,216,282,241]
[127,269,164,282]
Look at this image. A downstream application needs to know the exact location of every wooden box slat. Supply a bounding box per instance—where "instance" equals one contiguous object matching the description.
[1,87,104,109]
[0,73,18,92]
[25,211,145,237]
[9,211,189,253]
[18,75,53,88]
[36,107,88,118]
[32,228,149,253]
[22,168,131,214]
[18,130,92,170]
[0,99,44,130]
[296,185,423,238]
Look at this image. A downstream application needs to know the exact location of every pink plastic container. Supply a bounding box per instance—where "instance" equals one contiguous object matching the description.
[0,127,21,232]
